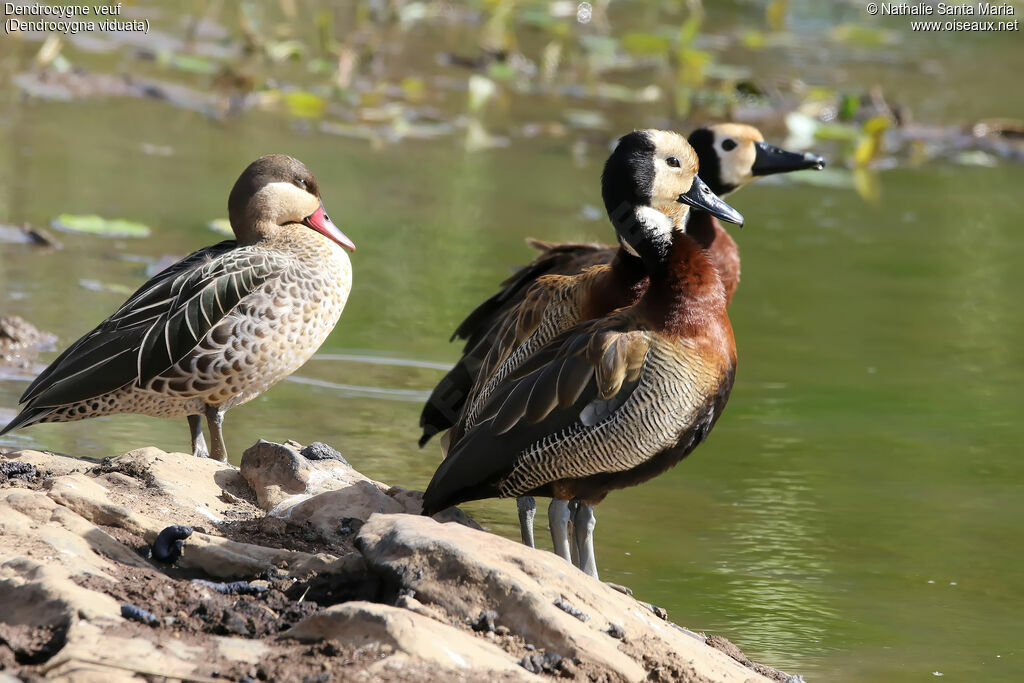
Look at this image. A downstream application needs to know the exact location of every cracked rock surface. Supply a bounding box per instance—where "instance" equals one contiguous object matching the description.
[0,442,794,682]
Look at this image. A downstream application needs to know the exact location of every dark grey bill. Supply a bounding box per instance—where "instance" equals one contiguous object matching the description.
[678,175,744,226]
[752,141,826,176]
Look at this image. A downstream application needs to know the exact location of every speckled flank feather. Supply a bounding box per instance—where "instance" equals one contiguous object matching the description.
[8,226,351,429]
[499,340,723,497]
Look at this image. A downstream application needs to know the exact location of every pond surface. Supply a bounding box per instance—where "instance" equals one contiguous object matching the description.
[1,2,1022,681]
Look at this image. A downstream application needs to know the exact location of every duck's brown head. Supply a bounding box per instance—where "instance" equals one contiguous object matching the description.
[602,129,743,263]
[687,123,826,196]
[228,154,355,251]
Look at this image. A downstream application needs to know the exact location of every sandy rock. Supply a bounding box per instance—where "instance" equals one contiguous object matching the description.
[0,558,121,626]
[28,453,337,580]
[357,514,772,683]
[2,449,89,478]
[109,446,255,523]
[283,484,405,540]
[0,487,150,577]
[282,601,534,679]
[39,620,202,681]
[240,439,383,512]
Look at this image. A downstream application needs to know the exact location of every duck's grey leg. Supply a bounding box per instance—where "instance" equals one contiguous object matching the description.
[548,499,572,563]
[517,496,537,547]
[204,405,228,463]
[572,503,598,579]
[567,500,580,566]
[188,415,210,459]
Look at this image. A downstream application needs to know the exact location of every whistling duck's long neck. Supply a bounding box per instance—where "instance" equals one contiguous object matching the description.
[641,233,726,337]
[685,211,716,250]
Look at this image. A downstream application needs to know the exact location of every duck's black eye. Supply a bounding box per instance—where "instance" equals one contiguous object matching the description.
[666,157,681,168]
[295,177,307,188]
[721,139,737,151]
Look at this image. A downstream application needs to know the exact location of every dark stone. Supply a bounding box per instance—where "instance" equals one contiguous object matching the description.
[519,651,565,675]
[120,604,159,626]
[221,612,250,636]
[300,442,349,465]
[606,623,626,640]
[553,597,589,622]
[151,525,192,563]
[0,461,37,481]
[471,610,498,633]
[192,579,268,596]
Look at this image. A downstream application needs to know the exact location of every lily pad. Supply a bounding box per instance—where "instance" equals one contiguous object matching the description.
[52,214,151,238]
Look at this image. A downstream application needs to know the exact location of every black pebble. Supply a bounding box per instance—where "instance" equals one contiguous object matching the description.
[553,597,590,622]
[519,651,564,674]
[0,461,37,481]
[472,609,498,633]
[152,525,193,563]
[300,442,349,464]
[121,603,159,626]
[192,579,268,596]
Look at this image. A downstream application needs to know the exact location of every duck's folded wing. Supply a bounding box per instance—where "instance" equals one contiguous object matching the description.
[421,318,650,513]
[19,241,237,404]
[418,276,561,446]
[450,239,613,351]
[18,244,283,408]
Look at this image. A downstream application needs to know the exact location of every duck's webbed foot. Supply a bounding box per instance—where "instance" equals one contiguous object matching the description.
[188,415,209,459]
[517,496,537,548]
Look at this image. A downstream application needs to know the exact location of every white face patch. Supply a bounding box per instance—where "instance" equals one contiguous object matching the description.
[712,125,759,191]
[634,206,674,244]
[250,181,320,226]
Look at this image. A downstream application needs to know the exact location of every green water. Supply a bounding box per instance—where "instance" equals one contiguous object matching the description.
[1,2,1023,681]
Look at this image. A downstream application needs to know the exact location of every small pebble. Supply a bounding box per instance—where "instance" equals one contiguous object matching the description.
[519,651,564,675]
[606,623,626,639]
[121,604,159,626]
[151,525,192,563]
[553,597,589,622]
[472,609,498,633]
[192,579,269,596]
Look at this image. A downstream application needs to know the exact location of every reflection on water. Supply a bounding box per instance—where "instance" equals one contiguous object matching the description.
[715,468,836,669]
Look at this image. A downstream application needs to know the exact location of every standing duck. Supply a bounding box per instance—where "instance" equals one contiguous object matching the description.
[430,129,742,556]
[419,124,823,447]
[1,155,355,462]
[422,180,737,579]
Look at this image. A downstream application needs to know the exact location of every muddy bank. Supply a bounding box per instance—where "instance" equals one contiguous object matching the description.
[0,441,799,682]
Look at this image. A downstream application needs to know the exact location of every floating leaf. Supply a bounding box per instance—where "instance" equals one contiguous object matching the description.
[207,218,233,236]
[853,167,881,205]
[766,0,788,31]
[157,51,217,75]
[854,115,891,167]
[52,214,151,238]
[621,32,671,57]
[283,91,327,119]
[400,77,426,102]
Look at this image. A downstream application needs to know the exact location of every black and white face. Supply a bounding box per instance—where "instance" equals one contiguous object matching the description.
[602,130,743,261]
[688,123,826,196]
